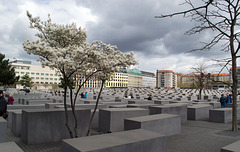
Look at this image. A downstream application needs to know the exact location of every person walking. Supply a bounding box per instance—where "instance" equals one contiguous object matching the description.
[84,92,88,99]
[219,94,226,108]
[8,93,14,105]
[0,90,7,119]
[226,93,231,104]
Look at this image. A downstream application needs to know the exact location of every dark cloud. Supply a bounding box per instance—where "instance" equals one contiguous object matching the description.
[80,0,202,57]
[0,0,235,74]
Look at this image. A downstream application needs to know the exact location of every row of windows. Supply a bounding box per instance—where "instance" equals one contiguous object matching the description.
[16,71,58,76]
[106,83,128,87]
[35,82,59,84]
[30,77,59,81]
[13,66,30,70]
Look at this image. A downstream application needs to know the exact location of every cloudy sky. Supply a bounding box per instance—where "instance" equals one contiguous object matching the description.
[0,0,233,74]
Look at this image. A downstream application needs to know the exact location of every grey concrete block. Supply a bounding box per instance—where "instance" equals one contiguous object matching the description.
[124,114,181,136]
[7,110,21,129]
[109,105,128,108]
[101,101,127,108]
[12,111,22,137]
[221,139,240,152]
[55,104,107,109]
[45,103,63,109]
[0,117,7,143]
[149,103,188,123]
[127,104,157,109]
[0,141,24,152]
[90,109,99,129]
[7,104,45,110]
[209,108,234,123]
[62,129,167,152]
[21,108,91,144]
[187,104,213,120]
[98,108,149,132]
[154,100,170,104]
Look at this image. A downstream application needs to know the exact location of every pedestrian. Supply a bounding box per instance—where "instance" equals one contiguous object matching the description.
[8,93,14,105]
[147,94,152,100]
[80,92,84,98]
[226,93,231,104]
[219,94,226,108]
[0,90,7,119]
[84,92,88,99]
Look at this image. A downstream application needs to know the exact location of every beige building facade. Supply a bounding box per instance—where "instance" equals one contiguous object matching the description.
[9,59,61,90]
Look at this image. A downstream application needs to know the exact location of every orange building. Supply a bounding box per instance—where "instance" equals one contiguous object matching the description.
[156,70,177,88]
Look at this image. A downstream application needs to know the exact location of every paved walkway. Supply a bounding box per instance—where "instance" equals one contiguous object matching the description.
[6,120,240,152]
[167,120,240,152]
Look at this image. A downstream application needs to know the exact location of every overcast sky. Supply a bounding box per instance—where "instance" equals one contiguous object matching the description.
[0,0,234,74]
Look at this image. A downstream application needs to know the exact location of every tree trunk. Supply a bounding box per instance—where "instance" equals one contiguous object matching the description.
[86,79,105,136]
[70,88,78,137]
[63,85,73,137]
[231,52,238,132]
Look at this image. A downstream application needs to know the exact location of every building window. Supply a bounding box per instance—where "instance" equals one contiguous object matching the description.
[31,72,35,75]
[36,73,39,75]
[41,73,44,75]
[21,72,24,74]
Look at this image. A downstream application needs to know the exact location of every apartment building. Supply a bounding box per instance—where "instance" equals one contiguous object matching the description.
[141,71,156,88]
[9,59,61,90]
[156,70,177,88]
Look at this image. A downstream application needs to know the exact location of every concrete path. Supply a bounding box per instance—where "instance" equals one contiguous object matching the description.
[6,120,240,152]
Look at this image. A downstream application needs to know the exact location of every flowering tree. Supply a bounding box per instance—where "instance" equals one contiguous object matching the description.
[23,11,137,137]
[86,40,137,135]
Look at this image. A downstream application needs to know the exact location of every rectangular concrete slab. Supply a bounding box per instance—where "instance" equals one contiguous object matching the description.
[21,108,91,144]
[149,103,188,123]
[0,117,7,142]
[187,104,213,120]
[0,142,24,152]
[124,114,181,136]
[98,108,149,132]
[221,139,240,152]
[62,129,166,152]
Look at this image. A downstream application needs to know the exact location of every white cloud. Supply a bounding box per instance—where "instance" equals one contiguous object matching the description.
[0,0,98,62]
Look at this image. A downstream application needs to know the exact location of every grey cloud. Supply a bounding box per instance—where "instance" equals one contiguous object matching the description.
[81,0,201,57]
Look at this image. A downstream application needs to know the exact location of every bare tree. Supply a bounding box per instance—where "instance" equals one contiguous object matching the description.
[156,0,240,131]
[191,62,209,99]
